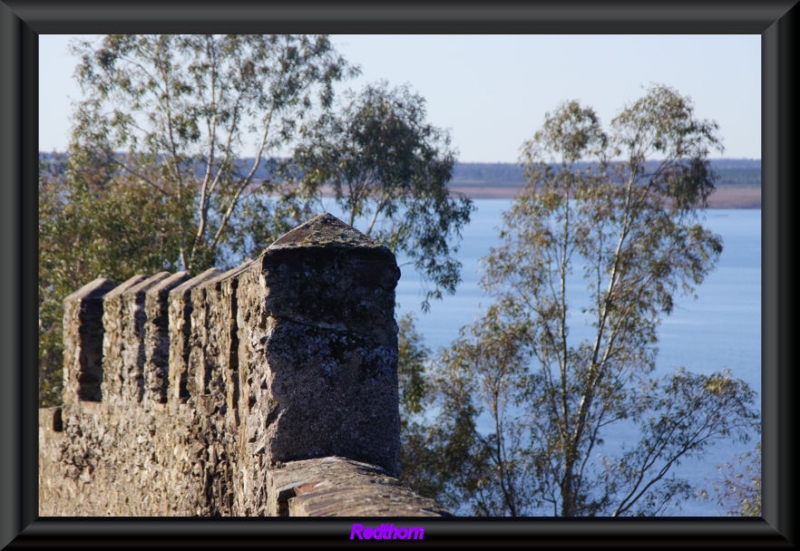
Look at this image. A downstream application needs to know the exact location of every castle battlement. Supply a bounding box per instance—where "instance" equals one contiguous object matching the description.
[39,213,451,517]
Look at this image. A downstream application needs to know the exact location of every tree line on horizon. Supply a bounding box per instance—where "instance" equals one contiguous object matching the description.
[38,34,760,518]
[39,151,762,189]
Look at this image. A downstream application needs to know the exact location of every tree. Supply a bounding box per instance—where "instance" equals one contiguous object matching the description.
[396,311,496,513]
[68,34,355,270]
[702,441,762,516]
[39,38,474,407]
[411,84,759,516]
[39,154,193,405]
[39,34,354,406]
[289,82,474,310]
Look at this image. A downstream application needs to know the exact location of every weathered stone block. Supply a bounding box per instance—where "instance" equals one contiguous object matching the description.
[62,278,117,403]
[102,275,149,404]
[41,213,428,518]
[266,457,451,517]
[200,262,251,408]
[192,262,252,516]
[119,272,171,403]
[167,268,221,408]
[187,281,211,398]
[242,213,402,476]
[144,271,191,405]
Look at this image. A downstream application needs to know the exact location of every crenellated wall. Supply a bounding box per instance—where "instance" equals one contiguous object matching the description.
[39,213,451,518]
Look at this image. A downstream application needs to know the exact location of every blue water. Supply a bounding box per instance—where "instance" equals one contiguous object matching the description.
[314,197,762,516]
[394,200,761,517]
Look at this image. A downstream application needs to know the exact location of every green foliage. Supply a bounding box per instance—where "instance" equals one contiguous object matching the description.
[68,34,355,270]
[406,84,759,516]
[39,34,354,406]
[290,82,474,310]
[701,441,762,516]
[38,155,190,405]
[397,313,430,418]
[396,313,442,498]
[396,311,492,511]
[39,36,474,408]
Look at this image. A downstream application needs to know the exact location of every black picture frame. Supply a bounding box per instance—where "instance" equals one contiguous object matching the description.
[1,1,796,548]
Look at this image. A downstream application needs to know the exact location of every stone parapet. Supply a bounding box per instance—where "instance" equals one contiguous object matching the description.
[101,275,148,403]
[267,457,452,517]
[62,278,117,404]
[168,268,222,407]
[240,213,402,479]
[39,213,447,518]
[144,271,192,405]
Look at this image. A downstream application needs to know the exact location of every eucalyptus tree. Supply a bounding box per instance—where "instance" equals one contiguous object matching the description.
[38,34,355,406]
[38,155,193,405]
[419,85,759,516]
[703,441,762,516]
[289,82,474,310]
[68,34,356,270]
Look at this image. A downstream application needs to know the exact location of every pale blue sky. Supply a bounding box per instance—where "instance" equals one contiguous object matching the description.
[39,34,760,163]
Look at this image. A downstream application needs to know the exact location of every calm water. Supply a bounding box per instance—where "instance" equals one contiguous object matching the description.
[314,197,761,516]
[393,200,761,517]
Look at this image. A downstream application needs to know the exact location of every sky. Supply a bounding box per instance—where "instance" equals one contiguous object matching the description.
[39,34,761,163]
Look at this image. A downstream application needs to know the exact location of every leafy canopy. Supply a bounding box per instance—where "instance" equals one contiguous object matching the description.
[702,441,762,517]
[68,34,356,270]
[401,84,758,517]
[39,36,472,406]
[290,82,474,310]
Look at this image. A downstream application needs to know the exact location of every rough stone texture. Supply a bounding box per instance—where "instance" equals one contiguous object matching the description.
[201,262,251,410]
[39,213,446,518]
[258,213,402,474]
[109,272,171,402]
[39,400,217,516]
[144,272,191,405]
[267,457,452,517]
[62,278,117,403]
[234,258,270,515]
[120,273,172,403]
[102,275,149,403]
[193,261,252,516]
[265,213,400,341]
[168,268,221,407]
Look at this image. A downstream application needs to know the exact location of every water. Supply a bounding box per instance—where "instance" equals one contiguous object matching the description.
[302,196,761,516]
[391,200,761,517]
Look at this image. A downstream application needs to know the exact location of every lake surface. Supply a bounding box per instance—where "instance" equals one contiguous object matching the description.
[394,200,761,517]
[315,197,761,516]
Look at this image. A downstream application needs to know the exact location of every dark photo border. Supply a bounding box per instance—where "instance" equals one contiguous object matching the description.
[1,1,796,548]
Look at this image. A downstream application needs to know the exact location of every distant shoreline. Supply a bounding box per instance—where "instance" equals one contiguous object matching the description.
[447,186,762,209]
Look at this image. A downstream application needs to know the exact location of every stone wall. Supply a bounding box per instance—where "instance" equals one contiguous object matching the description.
[39,213,451,518]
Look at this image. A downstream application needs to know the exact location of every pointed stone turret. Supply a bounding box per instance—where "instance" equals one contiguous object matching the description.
[269,212,394,253]
[259,212,400,339]
[236,213,402,484]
